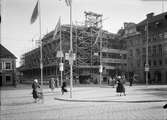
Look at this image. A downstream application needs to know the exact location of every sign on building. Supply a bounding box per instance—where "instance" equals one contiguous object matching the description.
[56,50,64,58]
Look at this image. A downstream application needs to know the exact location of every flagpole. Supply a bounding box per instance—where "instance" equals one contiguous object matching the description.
[60,17,63,87]
[69,1,73,98]
[38,0,44,102]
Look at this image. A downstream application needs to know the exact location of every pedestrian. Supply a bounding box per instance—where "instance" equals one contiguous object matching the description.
[110,77,115,88]
[116,76,126,96]
[129,72,134,86]
[163,104,167,109]
[55,77,59,88]
[61,81,68,95]
[49,78,55,92]
[32,79,40,103]
[107,77,110,85]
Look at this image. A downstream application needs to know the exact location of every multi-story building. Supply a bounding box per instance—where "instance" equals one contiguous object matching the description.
[20,12,127,84]
[19,25,127,84]
[121,12,167,83]
[0,44,17,86]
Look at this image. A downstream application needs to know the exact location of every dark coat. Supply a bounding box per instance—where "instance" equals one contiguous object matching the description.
[61,82,67,93]
[116,80,125,93]
[32,82,40,99]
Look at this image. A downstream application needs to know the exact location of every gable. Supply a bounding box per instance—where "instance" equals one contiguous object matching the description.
[0,44,17,59]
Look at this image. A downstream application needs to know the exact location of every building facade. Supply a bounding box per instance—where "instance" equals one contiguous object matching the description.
[20,25,127,84]
[0,44,17,86]
[121,12,167,83]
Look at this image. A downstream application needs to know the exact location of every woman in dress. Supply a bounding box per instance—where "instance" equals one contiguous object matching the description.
[32,79,40,102]
[116,76,126,96]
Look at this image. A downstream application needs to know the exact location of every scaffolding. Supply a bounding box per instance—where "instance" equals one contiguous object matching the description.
[20,11,123,84]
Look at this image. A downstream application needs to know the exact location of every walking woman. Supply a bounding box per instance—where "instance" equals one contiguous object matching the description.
[61,81,68,95]
[32,79,40,103]
[49,78,55,92]
[116,76,126,96]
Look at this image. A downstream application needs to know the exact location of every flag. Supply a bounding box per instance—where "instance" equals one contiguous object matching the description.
[65,0,72,6]
[53,17,61,40]
[30,1,39,24]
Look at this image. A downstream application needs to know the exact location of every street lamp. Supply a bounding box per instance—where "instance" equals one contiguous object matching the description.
[145,15,149,86]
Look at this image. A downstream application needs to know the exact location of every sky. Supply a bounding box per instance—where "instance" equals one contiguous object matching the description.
[1,0,167,67]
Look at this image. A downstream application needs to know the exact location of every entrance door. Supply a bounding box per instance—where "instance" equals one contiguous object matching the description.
[166,72,167,83]
[0,75,2,86]
[154,71,161,83]
[6,75,12,85]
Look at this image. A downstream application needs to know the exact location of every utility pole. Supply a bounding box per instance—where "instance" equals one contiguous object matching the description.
[145,15,149,86]
[69,1,73,98]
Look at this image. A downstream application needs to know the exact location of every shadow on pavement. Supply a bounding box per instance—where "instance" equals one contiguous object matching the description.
[2,101,35,106]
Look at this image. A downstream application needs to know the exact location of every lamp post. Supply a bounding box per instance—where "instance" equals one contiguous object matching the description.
[145,15,149,86]
[99,28,102,86]
[69,1,73,98]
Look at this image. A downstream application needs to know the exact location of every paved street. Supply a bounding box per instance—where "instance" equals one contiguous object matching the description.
[1,84,167,120]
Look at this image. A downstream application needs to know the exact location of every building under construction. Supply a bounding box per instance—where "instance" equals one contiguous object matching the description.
[20,12,127,84]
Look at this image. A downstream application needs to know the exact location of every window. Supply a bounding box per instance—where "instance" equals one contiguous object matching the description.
[153,46,156,56]
[5,62,12,70]
[159,33,163,39]
[164,32,167,39]
[137,59,141,67]
[142,48,146,55]
[159,60,162,66]
[158,44,162,56]
[149,60,151,66]
[123,54,127,59]
[129,50,133,57]
[6,76,11,82]
[148,46,151,56]
[136,49,140,56]
[166,72,167,82]
[165,58,167,65]
[153,60,157,66]
[0,62,2,70]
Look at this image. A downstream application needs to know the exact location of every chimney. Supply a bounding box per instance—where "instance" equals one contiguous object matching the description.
[146,12,154,20]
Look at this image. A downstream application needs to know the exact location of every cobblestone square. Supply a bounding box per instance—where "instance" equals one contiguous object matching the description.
[1,84,167,120]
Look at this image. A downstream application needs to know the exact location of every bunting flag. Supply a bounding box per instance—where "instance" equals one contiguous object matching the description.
[53,17,61,40]
[65,0,72,6]
[30,1,39,24]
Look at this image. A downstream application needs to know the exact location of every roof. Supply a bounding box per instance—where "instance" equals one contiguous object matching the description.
[137,12,167,26]
[0,44,17,59]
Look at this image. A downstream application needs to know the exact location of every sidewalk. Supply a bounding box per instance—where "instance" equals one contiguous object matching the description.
[1,84,167,103]
[53,84,167,103]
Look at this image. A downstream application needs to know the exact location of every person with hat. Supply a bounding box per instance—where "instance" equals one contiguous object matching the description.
[32,79,40,103]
